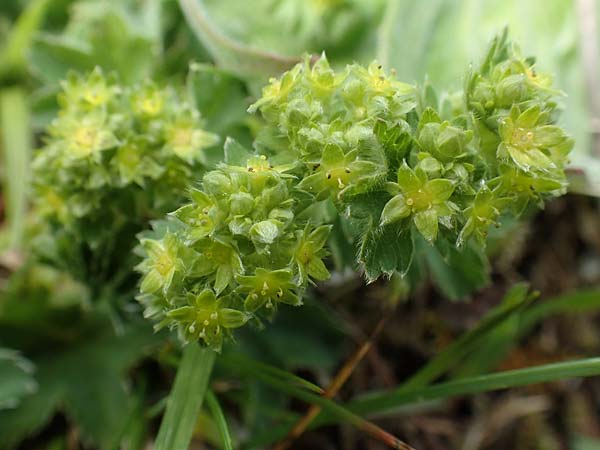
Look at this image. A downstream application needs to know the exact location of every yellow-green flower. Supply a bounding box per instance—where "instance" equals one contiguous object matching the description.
[498,105,573,172]
[380,163,456,242]
[137,233,186,295]
[167,289,249,351]
[164,112,219,163]
[237,268,300,312]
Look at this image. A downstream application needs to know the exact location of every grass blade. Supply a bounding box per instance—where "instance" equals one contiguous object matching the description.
[241,367,412,450]
[220,352,324,394]
[399,283,533,391]
[206,390,234,450]
[455,287,600,377]
[343,357,600,418]
[154,344,215,450]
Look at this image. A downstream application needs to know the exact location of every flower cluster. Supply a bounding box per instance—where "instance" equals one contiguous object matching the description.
[249,32,573,270]
[137,31,574,347]
[465,29,573,204]
[136,144,330,350]
[32,68,218,286]
[249,57,415,201]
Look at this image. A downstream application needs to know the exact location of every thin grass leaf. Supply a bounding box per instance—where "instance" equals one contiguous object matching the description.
[455,287,600,377]
[399,283,533,391]
[342,357,600,418]
[0,88,31,249]
[220,352,324,394]
[238,367,410,450]
[206,390,234,450]
[154,344,216,450]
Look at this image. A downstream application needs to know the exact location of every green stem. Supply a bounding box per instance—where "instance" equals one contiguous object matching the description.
[154,344,216,450]
[0,87,30,249]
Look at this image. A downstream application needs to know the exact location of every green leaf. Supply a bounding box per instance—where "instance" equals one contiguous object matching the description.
[205,391,234,450]
[223,137,251,166]
[0,349,37,411]
[424,239,490,300]
[178,0,301,85]
[0,323,161,450]
[154,344,215,450]
[361,223,414,282]
[457,287,600,377]
[343,357,600,418]
[187,63,249,136]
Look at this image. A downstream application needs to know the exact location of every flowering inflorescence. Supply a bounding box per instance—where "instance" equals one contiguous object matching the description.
[136,32,574,349]
[33,68,218,285]
[136,145,331,350]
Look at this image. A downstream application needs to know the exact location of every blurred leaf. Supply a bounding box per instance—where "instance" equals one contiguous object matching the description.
[178,0,300,85]
[573,435,600,450]
[187,62,249,135]
[377,0,588,156]
[0,0,51,82]
[29,1,159,85]
[234,299,347,372]
[154,344,215,450]
[424,238,490,300]
[567,158,600,197]
[377,0,449,80]
[0,323,161,450]
[0,348,37,410]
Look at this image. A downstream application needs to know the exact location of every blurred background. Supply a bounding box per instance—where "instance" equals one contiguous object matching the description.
[1,1,600,449]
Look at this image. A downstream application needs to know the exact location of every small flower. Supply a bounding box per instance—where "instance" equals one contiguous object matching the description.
[458,186,509,247]
[496,164,567,204]
[237,268,300,312]
[59,67,118,111]
[113,140,163,185]
[190,239,243,294]
[364,62,412,96]
[131,83,167,118]
[380,163,456,242]
[498,105,573,172]
[298,145,383,199]
[137,233,186,295]
[164,111,219,163]
[248,64,302,116]
[167,289,249,351]
[172,190,220,242]
[294,224,331,283]
[51,113,119,159]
